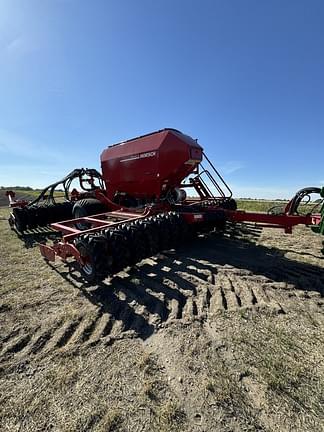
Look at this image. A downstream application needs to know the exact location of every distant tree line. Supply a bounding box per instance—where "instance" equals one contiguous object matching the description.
[0,186,34,190]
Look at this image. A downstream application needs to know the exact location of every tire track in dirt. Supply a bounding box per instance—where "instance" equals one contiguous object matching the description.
[1,333,32,356]
[166,258,285,316]
[1,250,322,361]
[0,280,159,361]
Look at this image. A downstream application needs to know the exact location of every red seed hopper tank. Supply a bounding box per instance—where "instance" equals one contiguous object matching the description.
[100,129,203,203]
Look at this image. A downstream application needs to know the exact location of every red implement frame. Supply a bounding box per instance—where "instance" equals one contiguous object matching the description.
[6,191,29,208]
[39,208,150,264]
[39,205,322,269]
[225,210,319,234]
[38,207,210,266]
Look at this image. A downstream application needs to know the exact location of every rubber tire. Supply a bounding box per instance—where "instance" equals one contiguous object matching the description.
[12,207,27,232]
[221,198,237,211]
[73,198,106,230]
[75,236,108,283]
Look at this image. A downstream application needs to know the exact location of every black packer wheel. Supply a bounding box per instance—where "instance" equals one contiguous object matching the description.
[75,235,110,283]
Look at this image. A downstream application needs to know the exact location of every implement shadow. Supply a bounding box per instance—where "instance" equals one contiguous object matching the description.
[176,233,324,296]
[15,228,61,249]
[48,262,156,340]
[47,230,324,342]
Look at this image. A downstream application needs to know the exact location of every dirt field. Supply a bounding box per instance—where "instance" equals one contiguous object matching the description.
[0,207,323,432]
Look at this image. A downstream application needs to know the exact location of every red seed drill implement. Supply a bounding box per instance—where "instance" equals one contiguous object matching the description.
[7,129,324,283]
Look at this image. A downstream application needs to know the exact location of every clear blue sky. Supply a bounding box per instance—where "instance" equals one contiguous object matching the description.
[0,0,323,198]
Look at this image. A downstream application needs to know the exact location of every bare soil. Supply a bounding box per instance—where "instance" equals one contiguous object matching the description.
[0,208,323,432]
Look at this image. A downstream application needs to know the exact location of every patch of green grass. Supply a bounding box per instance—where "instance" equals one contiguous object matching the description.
[236,198,318,214]
[236,199,288,213]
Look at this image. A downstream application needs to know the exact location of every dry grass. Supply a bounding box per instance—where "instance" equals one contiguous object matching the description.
[234,319,324,425]
[1,205,324,431]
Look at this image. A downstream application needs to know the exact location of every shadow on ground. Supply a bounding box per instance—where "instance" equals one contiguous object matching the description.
[47,231,324,341]
[15,228,62,248]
